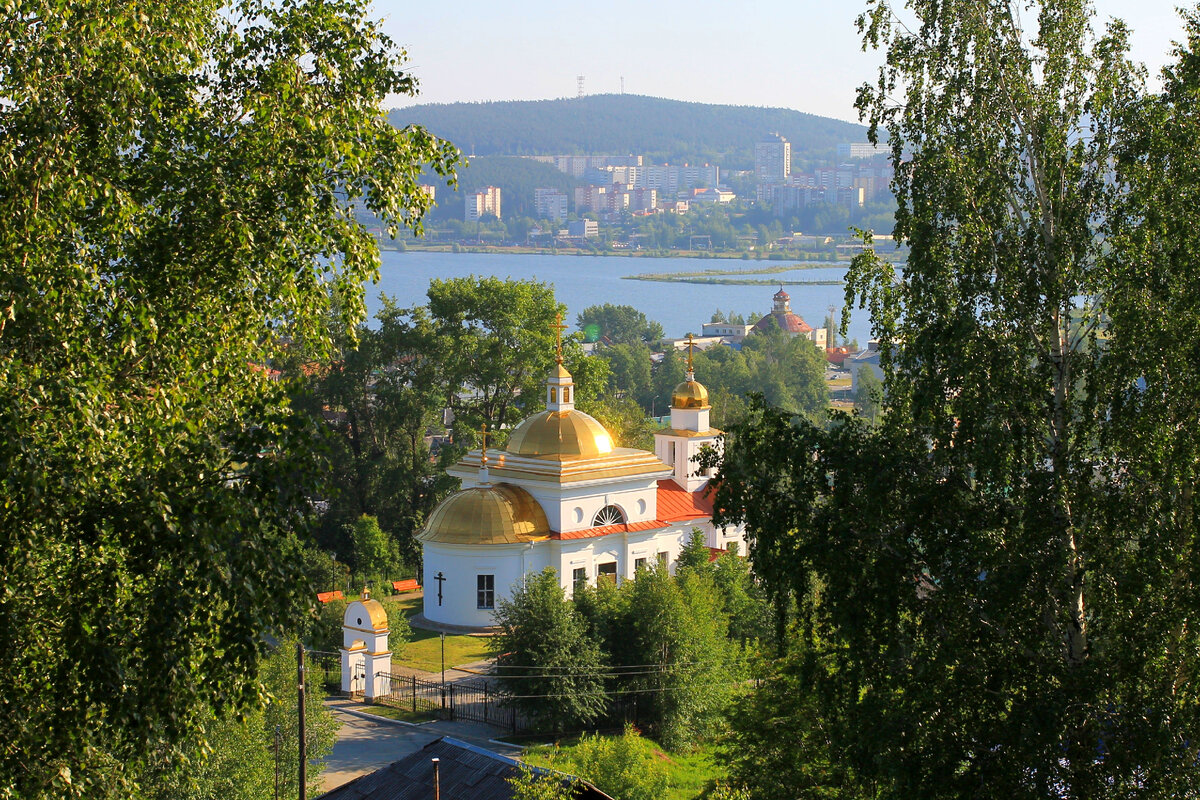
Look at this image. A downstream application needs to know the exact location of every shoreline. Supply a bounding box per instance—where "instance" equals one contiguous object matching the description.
[383,242,903,263]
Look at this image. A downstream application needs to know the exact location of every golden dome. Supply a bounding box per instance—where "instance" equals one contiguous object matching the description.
[672,379,710,410]
[506,410,614,457]
[419,483,550,545]
[552,363,572,379]
[345,599,388,631]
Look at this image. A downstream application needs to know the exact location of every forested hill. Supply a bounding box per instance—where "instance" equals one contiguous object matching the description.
[389,95,866,171]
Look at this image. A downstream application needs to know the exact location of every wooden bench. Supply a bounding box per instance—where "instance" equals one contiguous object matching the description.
[392,579,421,593]
[316,590,344,604]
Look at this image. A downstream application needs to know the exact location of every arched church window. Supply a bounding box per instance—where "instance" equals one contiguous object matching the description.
[562,387,570,403]
[550,387,558,402]
[592,505,625,527]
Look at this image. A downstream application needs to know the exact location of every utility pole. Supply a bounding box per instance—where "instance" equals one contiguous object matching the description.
[297,642,307,800]
[576,75,585,98]
[432,758,441,800]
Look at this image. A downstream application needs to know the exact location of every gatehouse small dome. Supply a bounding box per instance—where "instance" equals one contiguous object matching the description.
[419,483,551,545]
[344,599,388,632]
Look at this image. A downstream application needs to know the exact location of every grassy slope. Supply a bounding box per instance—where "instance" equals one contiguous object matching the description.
[523,736,723,800]
[388,593,493,673]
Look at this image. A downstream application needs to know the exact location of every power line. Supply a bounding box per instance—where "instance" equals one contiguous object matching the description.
[502,681,752,700]
[480,658,768,672]
[468,667,726,680]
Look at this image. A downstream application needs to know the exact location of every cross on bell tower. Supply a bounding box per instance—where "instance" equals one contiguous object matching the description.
[478,423,491,485]
[552,312,568,364]
[546,313,575,412]
[684,333,698,381]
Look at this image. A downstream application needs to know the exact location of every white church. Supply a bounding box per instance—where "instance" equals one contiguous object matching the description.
[415,334,745,631]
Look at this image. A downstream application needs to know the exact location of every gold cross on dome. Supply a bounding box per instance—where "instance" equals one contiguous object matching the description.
[480,422,489,467]
[685,333,697,372]
[552,312,568,364]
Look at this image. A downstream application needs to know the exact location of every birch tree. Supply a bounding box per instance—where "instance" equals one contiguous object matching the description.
[708,1,1200,796]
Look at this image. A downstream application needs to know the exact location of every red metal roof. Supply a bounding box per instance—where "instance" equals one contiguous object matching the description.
[547,482,716,540]
[752,312,814,335]
[826,346,853,365]
[656,479,715,522]
[552,519,666,540]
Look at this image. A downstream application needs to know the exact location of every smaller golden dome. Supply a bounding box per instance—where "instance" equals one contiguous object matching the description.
[672,379,710,410]
[419,483,551,545]
[552,363,572,379]
[506,410,614,457]
[344,599,388,631]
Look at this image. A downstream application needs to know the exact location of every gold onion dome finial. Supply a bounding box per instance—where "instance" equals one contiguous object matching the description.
[672,333,710,409]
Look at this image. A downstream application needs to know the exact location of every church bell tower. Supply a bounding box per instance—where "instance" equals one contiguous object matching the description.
[654,335,722,491]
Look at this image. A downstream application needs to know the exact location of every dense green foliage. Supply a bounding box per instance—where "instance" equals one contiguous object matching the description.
[0,0,456,796]
[428,275,596,445]
[573,562,754,750]
[852,366,882,423]
[563,726,671,800]
[391,94,865,171]
[491,568,608,732]
[293,278,603,566]
[287,300,457,568]
[142,639,339,800]
[624,568,738,750]
[692,330,829,423]
[491,555,761,748]
[348,515,405,589]
[506,765,577,800]
[577,304,665,346]
[705,1,1200,797]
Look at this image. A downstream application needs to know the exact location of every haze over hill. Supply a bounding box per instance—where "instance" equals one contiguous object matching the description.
[389,94,867,172]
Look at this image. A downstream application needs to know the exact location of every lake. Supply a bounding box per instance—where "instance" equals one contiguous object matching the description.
[366,250,875,345]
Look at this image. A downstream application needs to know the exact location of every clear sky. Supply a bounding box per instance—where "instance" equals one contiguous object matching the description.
[376,0,1189,123]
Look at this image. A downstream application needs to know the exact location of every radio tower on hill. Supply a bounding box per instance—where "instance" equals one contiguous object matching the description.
[577,75,585,98]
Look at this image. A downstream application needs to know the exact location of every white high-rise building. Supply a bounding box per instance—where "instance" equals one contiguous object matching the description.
[534,188,568,221]
[755,133,791,184]
[465,186,501,221]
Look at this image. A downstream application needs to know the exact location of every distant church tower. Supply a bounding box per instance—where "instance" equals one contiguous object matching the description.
[654,335,721,492]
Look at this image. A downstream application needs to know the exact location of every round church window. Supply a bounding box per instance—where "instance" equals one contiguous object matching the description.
[357,618,362,626]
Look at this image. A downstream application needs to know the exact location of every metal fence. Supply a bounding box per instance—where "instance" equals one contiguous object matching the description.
[370,672,656,735]
[315,656,653,736]
[306,650,344,695]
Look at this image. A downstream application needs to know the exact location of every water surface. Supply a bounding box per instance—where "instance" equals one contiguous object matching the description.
[366,250,874,345]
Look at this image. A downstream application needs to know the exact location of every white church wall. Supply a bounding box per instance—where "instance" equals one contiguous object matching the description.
[519,478,660,532]
[422,542,531,629]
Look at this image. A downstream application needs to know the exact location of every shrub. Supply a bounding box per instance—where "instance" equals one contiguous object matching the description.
[570,725,670,800]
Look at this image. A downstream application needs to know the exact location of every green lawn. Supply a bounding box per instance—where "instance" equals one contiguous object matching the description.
[523,736,723,800]
[355,703,439,724]
[387,592,494,673]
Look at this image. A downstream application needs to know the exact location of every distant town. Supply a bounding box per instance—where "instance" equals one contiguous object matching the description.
[378,135,901,256]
